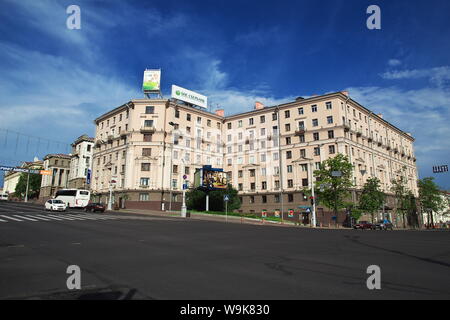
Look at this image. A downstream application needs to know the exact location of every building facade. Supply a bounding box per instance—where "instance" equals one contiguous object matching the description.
[39,154,71,200]
[3,158,43,197]
[68,135,94,189]
[91,91,419,225]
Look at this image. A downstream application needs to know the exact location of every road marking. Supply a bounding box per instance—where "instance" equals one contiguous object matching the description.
[36,214,64,221]
[46,214,77,221]
[0,215,23,222]
[13,215,38,222]
[28,215,52,221]
[0,218,8,222]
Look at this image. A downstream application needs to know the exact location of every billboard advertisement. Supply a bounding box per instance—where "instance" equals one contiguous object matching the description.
[194,165,228,190]
[142,69,161,92]
[171,85,207,109]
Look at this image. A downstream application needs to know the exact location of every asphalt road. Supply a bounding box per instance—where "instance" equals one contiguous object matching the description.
[0,201,449,300]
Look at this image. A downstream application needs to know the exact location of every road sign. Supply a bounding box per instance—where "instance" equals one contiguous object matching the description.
[183,183,188,190]
[183,174,188,180]
[288,210,294,218]
[331,171,342,177]
[224,195,229,202]
[262,210,267,218]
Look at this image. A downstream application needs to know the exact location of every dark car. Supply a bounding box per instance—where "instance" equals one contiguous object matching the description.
[84,203,106,213]
[353,221,373,230]
[372,220,394,230]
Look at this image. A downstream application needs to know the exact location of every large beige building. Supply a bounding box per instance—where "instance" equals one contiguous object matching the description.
[91,91,418,225]
[67,134,94,189]
[39,154,71,200]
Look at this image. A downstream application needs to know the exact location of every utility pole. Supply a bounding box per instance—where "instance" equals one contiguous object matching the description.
[309,161,316,227]
[24,172,30,202]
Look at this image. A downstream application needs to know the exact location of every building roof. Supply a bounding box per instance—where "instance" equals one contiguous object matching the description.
[43,154,71,160]
[72,134,94,146]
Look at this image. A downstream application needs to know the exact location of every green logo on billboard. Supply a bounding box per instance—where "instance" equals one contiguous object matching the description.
[176,90,181,96]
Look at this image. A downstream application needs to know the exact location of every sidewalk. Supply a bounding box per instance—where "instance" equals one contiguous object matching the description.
[113,208,340,229]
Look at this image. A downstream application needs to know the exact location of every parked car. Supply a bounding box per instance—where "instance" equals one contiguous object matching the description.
[45,199,67,212]
[84,203,106,213]
[372,220,394,230]
[353,221,373,230]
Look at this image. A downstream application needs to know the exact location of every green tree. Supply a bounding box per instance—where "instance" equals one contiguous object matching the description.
[186,185,241,212]
[359,177,385,223]
[314,154,354,219]
[390,174,412,228]
[15,173,42,199]
[418,177,446,228]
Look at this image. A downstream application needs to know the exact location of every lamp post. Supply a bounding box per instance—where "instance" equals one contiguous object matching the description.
[180,158,187,218]
[300,156,316,227]
[168,122,177,211]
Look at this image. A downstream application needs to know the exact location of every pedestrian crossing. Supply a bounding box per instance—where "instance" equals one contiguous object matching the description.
[0,213,127,224]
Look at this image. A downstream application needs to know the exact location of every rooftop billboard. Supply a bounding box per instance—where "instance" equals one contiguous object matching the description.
[142,69,161,92]
[171,85,207,109]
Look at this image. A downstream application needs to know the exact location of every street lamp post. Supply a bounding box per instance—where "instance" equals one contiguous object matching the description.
[168,122,177,212]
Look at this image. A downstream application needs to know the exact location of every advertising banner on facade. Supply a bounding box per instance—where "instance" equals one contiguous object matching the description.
[142,69,161,92]
[0,165,50,175]
[194,165,228,190]
[171,85,207,109]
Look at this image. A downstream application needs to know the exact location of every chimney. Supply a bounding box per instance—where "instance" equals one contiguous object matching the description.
[377,113,383,119]
[341,90,349,97]
[255,101,265,110]
[215,109,224,117]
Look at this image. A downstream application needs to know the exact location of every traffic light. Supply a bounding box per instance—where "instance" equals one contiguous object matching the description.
[303,194,307,201]
[310,196,314,206]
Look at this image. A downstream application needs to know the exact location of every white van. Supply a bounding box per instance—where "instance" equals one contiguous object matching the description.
[0,192,8,201]
[55,189,90,208]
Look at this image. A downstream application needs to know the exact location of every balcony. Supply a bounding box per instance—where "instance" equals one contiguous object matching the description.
[356,129,362,137]
[140,126,156,133]
[394,148,399,154]
[386,145,391,151]
[343,123,350,132]
[377,140,382,146]
[295,127,306,136]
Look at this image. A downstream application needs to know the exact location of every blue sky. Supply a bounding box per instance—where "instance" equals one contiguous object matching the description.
[0,0,449,189]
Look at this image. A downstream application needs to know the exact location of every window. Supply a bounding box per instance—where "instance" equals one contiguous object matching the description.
[286,137,291,145]
[287,165,293,173]
[139,193,149,201]
[275,194,280,202]
[175,109,180,118]
[227,122,232,129]
[298,121,305,129]
[238,170,243,178]
[273,152,279,160]
[145,106,155,114]
[285,123,291,131]
[238,183,243,191]
[260,115,265,123]
[301,164,308,171]
[261,153,266,162]
[140,178,149,186]
[144,120,153,127]
[143,134,152,142]
[312,119,318,127]
[302,178,308,187]
[238,120,243,128]
[207,119,211,127]
[299,134,305,143]
[286,151,292,159]
[250,183,255,191]
[328,130,334,139]
[250,196,255,203]
[261,128,266,136]
[262,195,267,203]
[272,113,277,121]
[197,117,202,124]
[311,105,317,112]
[327,116,333,124]
[329,145,336,154]
[298,107,304,115]
[173,165,178,174]
[262,181,267,190]
[314,147,320,156]
[288,193,294,201]
[249,118,254,125]
[141,163,150,171]
[326,101,332,110]
[313,132,320,141]
[187,113,191,121]
[250,169,255,177]
[285,110,290,118]
[142,148,151,156]
[300,149,306,157]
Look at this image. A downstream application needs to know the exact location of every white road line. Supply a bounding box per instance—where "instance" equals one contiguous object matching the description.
[46,214,77,221]
[27,215,52,221]
[36,214,64,221]
[0,215,23,222]
[0,218,8,222]
[13,215,38,222]
[65,214,94,220]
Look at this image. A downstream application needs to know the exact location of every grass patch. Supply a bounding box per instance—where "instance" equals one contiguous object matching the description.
[189,210,285,223]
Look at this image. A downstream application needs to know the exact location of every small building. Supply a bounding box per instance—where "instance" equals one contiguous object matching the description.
[3,158,43,197]
[39,154,71,201]
[68,134,94,190]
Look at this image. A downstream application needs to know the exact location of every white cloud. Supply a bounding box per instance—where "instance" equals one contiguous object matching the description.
[381,66,450,88]
[388,59,401,67]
